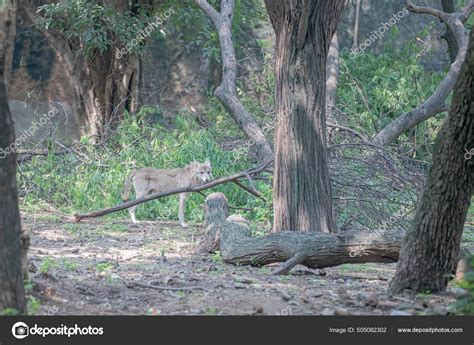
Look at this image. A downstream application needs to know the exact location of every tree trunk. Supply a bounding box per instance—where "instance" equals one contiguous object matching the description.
[202,193,402,274]
[326,32,339,123]
[352,0,361,51]
[389,28,474,294]
[195,0,274,163]
[264,0,345,233]
[20,0,141,140]
[441,0,458,63]
[0,0,27,314]
[69,52,140,139]
[0,0,16,91]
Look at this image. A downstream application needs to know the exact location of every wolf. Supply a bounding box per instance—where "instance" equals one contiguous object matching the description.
[122,160,213,228]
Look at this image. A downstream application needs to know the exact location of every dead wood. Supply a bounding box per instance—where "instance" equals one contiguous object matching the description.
[201,192,404,274]
[74,160,272,222]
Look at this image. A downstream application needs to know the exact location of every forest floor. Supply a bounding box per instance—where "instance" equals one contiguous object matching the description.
[22,208,472,316]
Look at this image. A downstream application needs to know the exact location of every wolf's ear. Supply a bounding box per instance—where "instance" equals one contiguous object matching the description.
[204,158,211,166]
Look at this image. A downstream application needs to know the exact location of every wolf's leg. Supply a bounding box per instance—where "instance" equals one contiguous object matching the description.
[179,193,189,228]
[130,188,144,224]
[129,205,138,224]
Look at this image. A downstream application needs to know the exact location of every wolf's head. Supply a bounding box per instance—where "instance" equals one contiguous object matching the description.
[189,159,213,183]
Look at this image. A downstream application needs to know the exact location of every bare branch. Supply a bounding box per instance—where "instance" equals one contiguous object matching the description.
[272,252,307,275]
[74,160,272,221]
[126,281,211,292]
[406,0,446,20]
[193,0,273,162]
[194,0,220,24]
[372,1,472,146]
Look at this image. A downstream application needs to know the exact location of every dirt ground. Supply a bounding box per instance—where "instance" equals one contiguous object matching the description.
[22,209,466,316]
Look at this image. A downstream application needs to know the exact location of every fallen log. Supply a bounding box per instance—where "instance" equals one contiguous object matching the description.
[201,192,404,274]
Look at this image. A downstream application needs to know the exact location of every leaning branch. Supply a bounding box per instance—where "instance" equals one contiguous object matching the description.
[194,0,274,162]
[74,160,272,222]
[372,0,473,147]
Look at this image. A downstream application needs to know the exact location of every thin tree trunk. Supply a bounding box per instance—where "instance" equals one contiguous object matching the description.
[352,0,361,51]
[441,0,458,63]
[389,27,474,294]
[326,33,339,123]
[264,0,345,233]
[0,0,26,313]
[195,0,274,163]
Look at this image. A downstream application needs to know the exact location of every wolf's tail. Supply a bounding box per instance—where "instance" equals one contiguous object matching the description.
[122,171,135,201]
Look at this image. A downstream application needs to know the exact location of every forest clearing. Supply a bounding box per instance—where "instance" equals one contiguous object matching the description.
[23,209,473,316]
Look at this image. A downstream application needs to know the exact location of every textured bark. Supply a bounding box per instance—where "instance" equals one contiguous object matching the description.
[0,0,16,91]
[20,0,141,140]
[0,0,27,313]
[389,27,474,294]
[352,0,361,50]
[441,0,458,63]
[326,33,339,123]
[202,193,402,273]
[264,0,345,233]
[372,1,473,147]
[194,0,274,163]
[68,52,140,140]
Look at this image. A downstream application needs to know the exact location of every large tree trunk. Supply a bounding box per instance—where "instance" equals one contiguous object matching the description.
[389,27,474,294]
[201,193,402,274]
[264,0,345,233]
[69,52,140,139]
[20,0,141,140]
[0,0,16,90]
[0,0,27,314]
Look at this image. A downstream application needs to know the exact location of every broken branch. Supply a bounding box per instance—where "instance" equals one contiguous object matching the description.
[74,160,272,222]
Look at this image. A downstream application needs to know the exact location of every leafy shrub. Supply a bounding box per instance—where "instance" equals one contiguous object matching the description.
[338,29,446,159]
[18,111,273,225]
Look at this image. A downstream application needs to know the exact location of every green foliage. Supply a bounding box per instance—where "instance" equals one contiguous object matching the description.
[27,297,41,315]
[169,0,267,64]
[0,308,20,316]
[37,0,165,57]
[96,262,114,273]
[39,257,59,274]
[204,306,219,315]
[339,31,446,159]
[453,256,474,315]
[211,250,222,264]
[18,112,273,225]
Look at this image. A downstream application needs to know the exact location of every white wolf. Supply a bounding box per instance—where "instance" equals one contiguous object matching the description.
[122,160,213,228]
